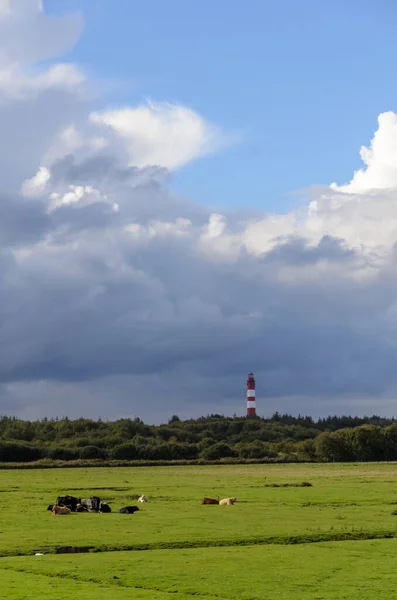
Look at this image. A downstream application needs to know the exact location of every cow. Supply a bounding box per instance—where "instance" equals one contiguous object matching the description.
[90,496,101,512]
[76,503,89,512]
[79,496,101,512]
[48,502,73,511]
[56,495,80,512]
[219,497,238,505]
[201,497,219,505]
[138,495,149,503]
[52,505,71,515]
[99,502,111,513]
[118,506,140,514]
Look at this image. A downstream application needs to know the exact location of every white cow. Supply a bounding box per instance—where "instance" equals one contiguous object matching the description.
[219,497,238,505]
[138,495,149,503]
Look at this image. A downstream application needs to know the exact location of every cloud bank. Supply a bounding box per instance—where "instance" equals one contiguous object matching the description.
[0,1,396,423]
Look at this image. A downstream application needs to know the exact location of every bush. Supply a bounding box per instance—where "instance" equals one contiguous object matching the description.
[236,441,278,459]
[46,446,80,461]
[110,443,137,460]
[79,445,107,460]
[200,442,234,460]
[0,442,44,462]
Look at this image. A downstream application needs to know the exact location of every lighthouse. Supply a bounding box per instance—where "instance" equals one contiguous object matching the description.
[246,372,256,417]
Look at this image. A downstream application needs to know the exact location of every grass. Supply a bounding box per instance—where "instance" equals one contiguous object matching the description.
[2,540,397,599]
[1,462,397,597]
[0,567,171,599]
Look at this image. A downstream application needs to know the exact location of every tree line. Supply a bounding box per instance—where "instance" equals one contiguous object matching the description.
[0,412,396,463]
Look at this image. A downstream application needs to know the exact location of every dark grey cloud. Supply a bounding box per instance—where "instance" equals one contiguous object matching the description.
[0,192,50,246]
[50,154,170,187]
[0,89,91,191]
[262,234,356,265]
[47,153,209,226]
[0,160,397,424]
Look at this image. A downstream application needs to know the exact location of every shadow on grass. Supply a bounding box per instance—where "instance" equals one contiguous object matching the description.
[264,482,313,488]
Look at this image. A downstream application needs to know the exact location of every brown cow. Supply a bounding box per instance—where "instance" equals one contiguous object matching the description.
[52,505,71,515]
[201,497,219,504]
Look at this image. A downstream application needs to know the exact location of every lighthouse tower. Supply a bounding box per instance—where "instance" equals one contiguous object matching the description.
[246,372,256,417]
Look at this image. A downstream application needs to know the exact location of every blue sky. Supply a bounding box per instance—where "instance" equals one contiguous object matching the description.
[44,0,397,213]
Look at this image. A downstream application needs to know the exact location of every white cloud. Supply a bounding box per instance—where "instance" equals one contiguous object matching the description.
[0,63,86,100]
[20,98,226,210]
[0,3,87,192]
[0,0,43,13]
[125,217,192,238]
[192,113,397,269]
[48,184,119,213]
[331,112,397,193]
[20,166,51,197]
[89,101,224,170]
[0,0,83,68]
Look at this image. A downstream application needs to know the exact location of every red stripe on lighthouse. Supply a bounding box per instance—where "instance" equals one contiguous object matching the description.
[246,372,256,417]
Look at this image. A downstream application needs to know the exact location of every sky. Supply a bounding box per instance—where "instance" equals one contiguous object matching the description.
[1,0,397,423]
[44,0,397,212]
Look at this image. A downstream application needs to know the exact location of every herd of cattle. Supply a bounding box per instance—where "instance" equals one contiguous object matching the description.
[48,493,238,515]
[48,494,149,515]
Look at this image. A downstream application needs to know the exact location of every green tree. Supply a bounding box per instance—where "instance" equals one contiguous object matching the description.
[168,415,181,423]
[351,425,384,461]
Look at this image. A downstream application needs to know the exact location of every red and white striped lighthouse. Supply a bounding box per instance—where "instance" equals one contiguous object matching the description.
[246,372,256,417]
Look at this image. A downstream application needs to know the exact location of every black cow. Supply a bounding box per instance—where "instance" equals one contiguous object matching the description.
[76,504,89,512]
[47,504,54,511]
[90,496,101,512]
[99,502,111,513]
[118,506,140,514]
[56,495,80,512]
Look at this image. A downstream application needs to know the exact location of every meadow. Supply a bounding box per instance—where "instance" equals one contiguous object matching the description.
[1,462,397,598]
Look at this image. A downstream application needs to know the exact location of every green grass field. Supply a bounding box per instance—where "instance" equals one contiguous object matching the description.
[1,462,397,598]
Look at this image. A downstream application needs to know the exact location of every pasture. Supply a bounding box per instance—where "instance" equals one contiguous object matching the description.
[1,463,397,598]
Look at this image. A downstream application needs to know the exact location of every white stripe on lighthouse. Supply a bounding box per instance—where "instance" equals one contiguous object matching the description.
[247,390,255,397]
[247,400,256,408]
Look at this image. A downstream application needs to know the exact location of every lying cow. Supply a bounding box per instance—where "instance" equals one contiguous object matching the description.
[56,495,80,512]
[99,502,111,513]
[90,496,101,512]
[80,496,101,512]
[118,506,140,514]
[201,497,219,505]
[219,497,238,505]
[76,503,89,512]
[138,495,149,503]
[52,505,71,515]
[48,503,72,511]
